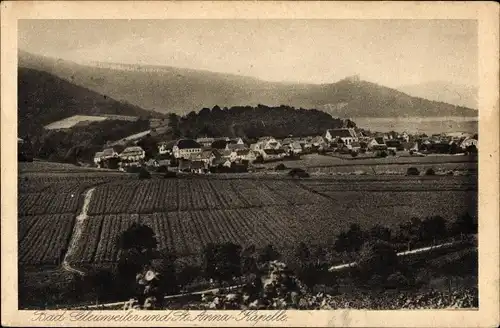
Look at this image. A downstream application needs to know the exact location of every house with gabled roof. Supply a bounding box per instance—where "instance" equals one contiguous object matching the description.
[93,151,105,165]
[368,137,388,151]
[262,148,286,161]
[324,128,358,145]
[158,140,177,155]
[196,137,215,148]
[172,139,202,159]
[101,147,121,159]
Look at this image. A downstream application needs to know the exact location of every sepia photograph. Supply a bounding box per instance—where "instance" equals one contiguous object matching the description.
[2,1,499,327]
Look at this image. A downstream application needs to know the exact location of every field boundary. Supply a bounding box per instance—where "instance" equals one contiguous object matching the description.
[62,187,96,276]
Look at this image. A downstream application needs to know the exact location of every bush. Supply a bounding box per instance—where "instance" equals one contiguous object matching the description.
[406,167,420,176]
[288,168,310,178]
[350,151,358,157]
[389,150,396,156]
[409,150,414,155]
[425,168,435,176]
[156,165,169,173]
[359,148,366,154]
[138,167,151,179]
[358,240,398,278]
[163,171,177,178]
[376,151,388,158]
[386,271,410,289]
[275,163,287,171]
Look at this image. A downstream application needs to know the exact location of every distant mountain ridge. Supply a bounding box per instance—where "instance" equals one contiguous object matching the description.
[18,50,477,118]
[398,81,478,110]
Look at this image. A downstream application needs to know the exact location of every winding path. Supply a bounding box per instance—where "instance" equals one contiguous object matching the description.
[62,187,96,276]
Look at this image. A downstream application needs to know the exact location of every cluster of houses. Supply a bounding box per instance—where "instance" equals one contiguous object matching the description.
[93,128,478,172]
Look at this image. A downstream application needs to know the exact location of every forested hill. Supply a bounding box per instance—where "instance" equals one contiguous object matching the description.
[169,105,353,139]
[18,67,163,136]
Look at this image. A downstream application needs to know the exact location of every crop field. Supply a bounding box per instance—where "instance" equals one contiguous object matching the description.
[256,153,478,175]
[18,162,477,266]
[18,161,123,174]
[18,176,128,216]
[19,214,74,265]
[64,176,477,263]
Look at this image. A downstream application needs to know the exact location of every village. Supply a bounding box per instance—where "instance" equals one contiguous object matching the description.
[92,128,479,174]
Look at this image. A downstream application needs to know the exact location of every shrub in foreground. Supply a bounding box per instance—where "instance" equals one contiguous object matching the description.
[275,163,287,170]
[425,168,435,176]
[138,167,151,179]
[406,167,420,176]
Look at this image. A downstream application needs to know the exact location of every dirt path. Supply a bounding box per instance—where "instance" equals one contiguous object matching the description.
[62,187,95,276]
[329,240,468,271]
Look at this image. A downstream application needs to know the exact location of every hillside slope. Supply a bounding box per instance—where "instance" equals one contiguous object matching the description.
[19,50,477,118]
[18,67,162,136]
[398,81,478,110]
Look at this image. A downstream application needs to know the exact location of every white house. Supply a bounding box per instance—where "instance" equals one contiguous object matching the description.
[235,149,257,162]
[119,146,146,162]
[311,136,327,147]
[368,137,388,151]
[158,140,177,155]
[286,141,303,154]
[172,139,202,159]
[93,151,104,166]
[255,136,281,150]
[324,128,358,145]
[261,148,286,161]
[101,147,120,160]
[460,137,478,150]
[196,137,215,148]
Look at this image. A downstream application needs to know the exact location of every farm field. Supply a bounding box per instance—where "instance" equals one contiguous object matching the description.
[18,162,477,266]
[19,214,74,265]
[66,176,476,264]
[255,153,478,174]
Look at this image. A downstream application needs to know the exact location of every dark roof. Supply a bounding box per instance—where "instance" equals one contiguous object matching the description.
[385,140,402,147]
[374,137,385,145]
[263,149,286,155]
[327,129,355,138]
[177,139,202,149]
[236,149,251,156]
[211,139,228,149]
[228,143,246,151]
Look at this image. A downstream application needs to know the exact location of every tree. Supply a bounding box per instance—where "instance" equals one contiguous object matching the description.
[358,240,398,278]
[258,244,280,264]
[406,167,420,176]
[420,216,447,244]
[346,223,365,252]
[425,168,436,175]
[369,224,392,242]
[240,245,258,275]
[138,167,151,179]
[452,212,477,237]
[118,223,158,255]
[295,242,311,265]
[203,242,242,284]
[150,251,179,298]
[84,268,116,303]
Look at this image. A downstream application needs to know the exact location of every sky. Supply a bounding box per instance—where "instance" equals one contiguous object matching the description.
[18,19,478,88]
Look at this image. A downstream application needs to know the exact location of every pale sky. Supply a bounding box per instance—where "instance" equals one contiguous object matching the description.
[18,19,478,88]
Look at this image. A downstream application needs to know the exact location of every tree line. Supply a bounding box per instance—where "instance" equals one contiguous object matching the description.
[168,104,354,140]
